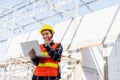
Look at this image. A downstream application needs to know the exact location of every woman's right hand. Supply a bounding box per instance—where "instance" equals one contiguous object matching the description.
[28,49,36,59]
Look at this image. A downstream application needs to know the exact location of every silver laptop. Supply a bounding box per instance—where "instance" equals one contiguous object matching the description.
[20,40,42,57]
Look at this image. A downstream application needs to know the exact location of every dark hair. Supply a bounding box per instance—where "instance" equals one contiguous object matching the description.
[48,30,53,38]
[42,29,53,38]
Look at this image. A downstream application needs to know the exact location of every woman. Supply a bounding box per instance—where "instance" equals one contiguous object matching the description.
[29,24,63,80]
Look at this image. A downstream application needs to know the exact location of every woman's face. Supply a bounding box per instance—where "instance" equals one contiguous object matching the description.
[41,30,52,41]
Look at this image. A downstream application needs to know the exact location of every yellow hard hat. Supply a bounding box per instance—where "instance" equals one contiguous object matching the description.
[39,24,55,34]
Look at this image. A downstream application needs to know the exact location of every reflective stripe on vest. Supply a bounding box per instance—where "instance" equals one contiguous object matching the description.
[38,63,58,68]
[41,52,48,56]
[34,43,59,76]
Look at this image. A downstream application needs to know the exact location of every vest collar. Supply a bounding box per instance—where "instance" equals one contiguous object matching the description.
[43,40,54,47]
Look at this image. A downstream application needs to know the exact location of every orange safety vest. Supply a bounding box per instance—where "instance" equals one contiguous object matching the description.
[34,43,59,76]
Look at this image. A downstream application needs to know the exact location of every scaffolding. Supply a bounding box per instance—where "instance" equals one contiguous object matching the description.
[0,0,120,80]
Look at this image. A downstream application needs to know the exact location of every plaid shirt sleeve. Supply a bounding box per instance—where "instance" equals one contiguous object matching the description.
[45,43,63,62]
[31,56,40,66]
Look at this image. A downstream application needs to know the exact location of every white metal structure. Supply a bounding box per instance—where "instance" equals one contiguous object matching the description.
[0,0,120,42]
[0,0,120,80]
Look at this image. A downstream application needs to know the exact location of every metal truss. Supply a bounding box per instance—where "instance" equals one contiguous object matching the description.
[0,0,119,42]
[0,0,98,42]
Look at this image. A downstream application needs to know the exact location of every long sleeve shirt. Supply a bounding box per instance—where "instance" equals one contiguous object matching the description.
[31,41,63,80]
